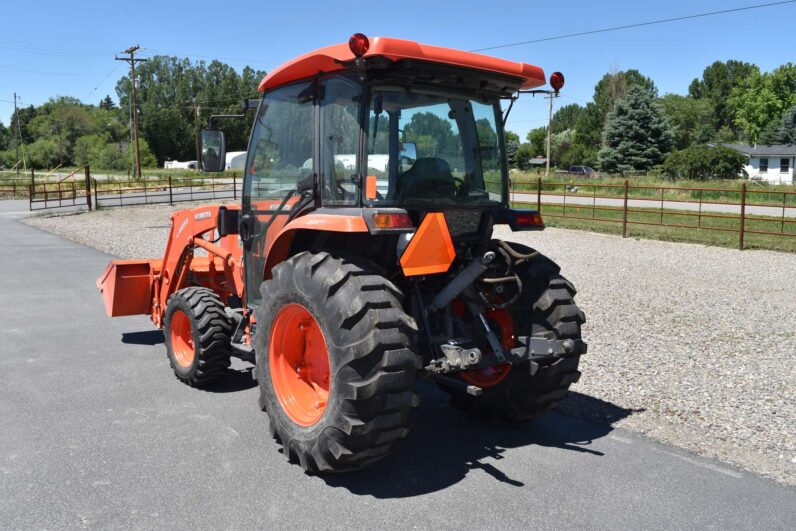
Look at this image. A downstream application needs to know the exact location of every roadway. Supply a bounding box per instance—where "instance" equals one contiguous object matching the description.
[1,199,794,529]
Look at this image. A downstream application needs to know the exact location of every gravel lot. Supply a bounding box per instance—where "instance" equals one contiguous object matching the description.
[24,204,796,485]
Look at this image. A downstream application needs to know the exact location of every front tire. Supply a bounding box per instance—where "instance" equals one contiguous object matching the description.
[255,252,419,472]
[164,287,232,387]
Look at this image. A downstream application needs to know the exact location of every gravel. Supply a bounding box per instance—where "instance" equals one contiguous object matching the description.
[23,204,796,485]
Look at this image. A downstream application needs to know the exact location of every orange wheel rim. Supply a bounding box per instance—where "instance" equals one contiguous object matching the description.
[171,310,195,368]
[269,304,331,427]
[460,307,514,388]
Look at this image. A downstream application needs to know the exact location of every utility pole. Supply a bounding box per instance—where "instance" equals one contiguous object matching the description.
[194,101,201,172]
[13,92,25,174]
[115,45,148,179]
[545,93,554,177]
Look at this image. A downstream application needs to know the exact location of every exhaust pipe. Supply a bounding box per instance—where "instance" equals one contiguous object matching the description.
[427,251,495,313]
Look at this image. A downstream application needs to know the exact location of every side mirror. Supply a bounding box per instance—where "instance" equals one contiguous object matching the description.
[201,130,226,172]
[399,142,417,162]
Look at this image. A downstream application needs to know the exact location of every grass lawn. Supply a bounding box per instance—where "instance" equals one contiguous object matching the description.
[514,199,796,253]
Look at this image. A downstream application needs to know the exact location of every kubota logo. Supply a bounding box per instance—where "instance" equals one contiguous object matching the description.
[176,219,189,236]
[195,211,211,220]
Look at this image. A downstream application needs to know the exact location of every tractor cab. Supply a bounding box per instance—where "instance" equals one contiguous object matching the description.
[202,34,552,303]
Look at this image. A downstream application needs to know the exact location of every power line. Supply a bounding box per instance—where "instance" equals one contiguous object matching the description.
[471,1,796,52]
[84,66,123,101]
[0,36,110,57]
[0,63,103,76]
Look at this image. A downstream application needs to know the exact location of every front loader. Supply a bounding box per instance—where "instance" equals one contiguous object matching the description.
[97,34,586,472]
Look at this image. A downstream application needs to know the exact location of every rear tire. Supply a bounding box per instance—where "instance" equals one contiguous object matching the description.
[164,287,232,387]
[255,252,420,473]
[442,247,585,422]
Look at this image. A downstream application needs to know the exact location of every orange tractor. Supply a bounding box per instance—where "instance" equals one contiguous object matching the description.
[97,34,586,472]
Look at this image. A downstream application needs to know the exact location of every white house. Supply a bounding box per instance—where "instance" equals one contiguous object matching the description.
[724,144,795,185]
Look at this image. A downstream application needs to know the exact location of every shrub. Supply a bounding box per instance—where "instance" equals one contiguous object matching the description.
[662,145,747,180]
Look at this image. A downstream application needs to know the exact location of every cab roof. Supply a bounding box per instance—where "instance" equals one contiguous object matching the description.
[258,36,546,92]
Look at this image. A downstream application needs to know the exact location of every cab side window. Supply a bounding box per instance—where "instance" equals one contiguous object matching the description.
[245,82,313,201]
[319,77,361,205]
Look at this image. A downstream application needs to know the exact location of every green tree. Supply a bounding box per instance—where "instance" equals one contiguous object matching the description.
[560,143,598,169]
[116,56,265,164]
[688,60,759,131]
[526,127,546,157]
[593,69,657,121]
[9,105,37,144]
[729,63,796,143]
[598,86,673,173]
[99,95,116,110]
[405,111,458,158]
[0,121,9,152]
[514,143,535,170]
[550,103,583,134]
[26,97,97,165]
[505,130,520,144]
[573,102,603,150]
[760,106,796,145]
[658,94,715,149]
[662,145,746,180]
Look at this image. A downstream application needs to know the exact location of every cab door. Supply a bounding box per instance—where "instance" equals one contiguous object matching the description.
[241,81,314,307]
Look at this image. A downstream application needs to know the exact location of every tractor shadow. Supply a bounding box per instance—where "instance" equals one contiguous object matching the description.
[204,367,258,393]
[122,330,164,346]
[323,383,642,498]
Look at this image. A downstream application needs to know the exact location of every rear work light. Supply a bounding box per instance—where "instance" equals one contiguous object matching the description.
[349,33,370,58]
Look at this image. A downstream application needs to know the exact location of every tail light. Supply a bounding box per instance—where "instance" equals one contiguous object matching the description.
[373,212,412,229]
[364,209,414,233]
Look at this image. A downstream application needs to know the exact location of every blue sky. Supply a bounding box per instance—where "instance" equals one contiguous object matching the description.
[1,0,794,141]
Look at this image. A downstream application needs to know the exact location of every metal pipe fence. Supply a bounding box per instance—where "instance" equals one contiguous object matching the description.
[510,177,796,250]
[91,175,240,208]
[24,166,241,211]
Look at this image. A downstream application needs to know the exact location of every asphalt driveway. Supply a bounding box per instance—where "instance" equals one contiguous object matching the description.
[1,200,794,529]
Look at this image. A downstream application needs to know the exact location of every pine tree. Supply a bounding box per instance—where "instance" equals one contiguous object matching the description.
[760,106,796,145]
[598,86,673,173]
[99,95,115,110]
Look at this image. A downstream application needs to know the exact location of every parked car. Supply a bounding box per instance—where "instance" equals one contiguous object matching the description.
[567,165,599,177]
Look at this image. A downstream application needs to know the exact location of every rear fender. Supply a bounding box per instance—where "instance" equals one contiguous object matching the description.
[262,213,369,279]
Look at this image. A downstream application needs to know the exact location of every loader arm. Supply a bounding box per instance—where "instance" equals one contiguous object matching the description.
[97,204,243,328]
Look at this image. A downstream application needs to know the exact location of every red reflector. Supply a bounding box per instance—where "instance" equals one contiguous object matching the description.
[373,212,412,229]
[514,212,544,226]
[349,33,370,58]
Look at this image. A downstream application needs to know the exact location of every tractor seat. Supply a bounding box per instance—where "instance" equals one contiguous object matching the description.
[397,157,456,200]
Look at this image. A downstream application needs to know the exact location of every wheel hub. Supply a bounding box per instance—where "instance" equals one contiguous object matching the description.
[269,304,331,426]
[170,310,195,368]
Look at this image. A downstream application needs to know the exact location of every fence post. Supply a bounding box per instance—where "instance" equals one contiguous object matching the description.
[168,176,173,205]
[622,179,629,238]
[233,174,237,200]
[536,176,542,211]
[84,165,92,211]
[739,181,747,251]
[28,184,32,210]
[94,178,99,209]
[31,168,35,190]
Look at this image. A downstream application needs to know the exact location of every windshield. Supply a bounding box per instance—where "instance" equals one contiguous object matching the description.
[364,87,505,207]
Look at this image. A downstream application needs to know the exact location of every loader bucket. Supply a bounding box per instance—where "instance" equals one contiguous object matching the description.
[96,260,160,318]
